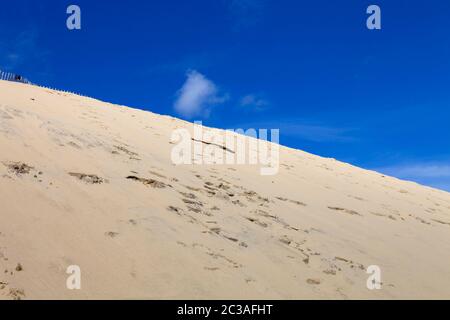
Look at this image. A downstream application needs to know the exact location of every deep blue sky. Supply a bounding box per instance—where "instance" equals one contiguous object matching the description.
[1,0,450,191]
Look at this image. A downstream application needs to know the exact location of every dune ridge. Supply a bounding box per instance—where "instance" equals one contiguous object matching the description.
[0,80,450,300]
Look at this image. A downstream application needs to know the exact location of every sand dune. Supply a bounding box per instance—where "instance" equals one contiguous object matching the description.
[0,80,450,300]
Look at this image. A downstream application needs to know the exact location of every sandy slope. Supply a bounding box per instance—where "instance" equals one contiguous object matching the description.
[0,80,449,300]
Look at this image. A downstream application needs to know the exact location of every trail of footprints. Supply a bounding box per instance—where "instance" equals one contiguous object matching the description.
[2,157,449,292]
[3,157,449,240]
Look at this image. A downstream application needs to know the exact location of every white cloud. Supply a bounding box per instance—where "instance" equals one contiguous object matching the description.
[174,70,227,118]
[374,162,450,192]
[281,124,356,143]
[253,121,356,142]
[231,119,357,143]
[240,94,268,109]
[376,163,450,179]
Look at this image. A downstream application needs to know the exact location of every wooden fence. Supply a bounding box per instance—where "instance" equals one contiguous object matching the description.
[0,69,86,97]
[0,70,33,85]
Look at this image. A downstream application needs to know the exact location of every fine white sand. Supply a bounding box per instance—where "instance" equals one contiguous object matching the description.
[0,80,450,300]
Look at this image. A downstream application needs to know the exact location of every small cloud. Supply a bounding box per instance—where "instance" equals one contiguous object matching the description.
[374,162,450,192]
[282,123,356,143]
[377,164,450,178]
[174,70,228,118]
[232,119,357,143]
[240,94,269,109]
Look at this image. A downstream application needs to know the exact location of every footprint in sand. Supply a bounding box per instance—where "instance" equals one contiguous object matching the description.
[328,207,361,216]
[8,288,26,300]
[105,231,119,238]
[167,206,183,215]
[307,279,321,285]
[245,217,269,228]
[69,172,107,184]
[126,176,170,188]
[3,161,34,176]
[276,197,307,206]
